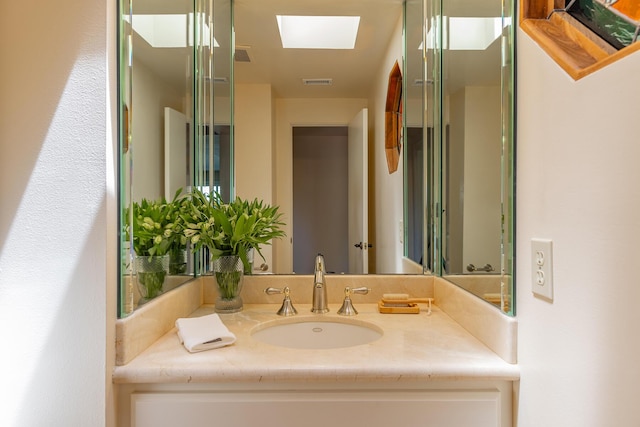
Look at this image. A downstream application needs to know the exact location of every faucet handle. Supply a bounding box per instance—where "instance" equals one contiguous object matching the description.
[264,287,298,316]
[337,286,370,316]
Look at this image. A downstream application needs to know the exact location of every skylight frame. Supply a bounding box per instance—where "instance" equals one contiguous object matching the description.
[276,15,361,49]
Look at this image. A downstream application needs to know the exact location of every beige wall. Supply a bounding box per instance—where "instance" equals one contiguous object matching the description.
[445,86,501,273]
[235,83,275,270]
[446,88,466,271]
[235,83,274,202]
[516,32,640,426]
[405,97,423,127]
[132,58,184,201]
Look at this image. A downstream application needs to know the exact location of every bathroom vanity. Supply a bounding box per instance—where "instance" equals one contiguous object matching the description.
[122,383,514,427]
[114,277,519,427]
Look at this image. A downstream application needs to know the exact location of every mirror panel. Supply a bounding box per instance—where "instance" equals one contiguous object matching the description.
[430,0,515,314]
[403,0,430,273]
[195,0,233,201]
[118,0,234,316]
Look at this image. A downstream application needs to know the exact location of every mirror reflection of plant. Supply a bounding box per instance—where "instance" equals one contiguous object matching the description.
[183,188,286,273]
[166,191,190,274]
[125,189,188,259]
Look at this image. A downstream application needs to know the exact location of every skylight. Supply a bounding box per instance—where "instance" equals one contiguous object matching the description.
[276,15,360,49]
[126,13,218,48]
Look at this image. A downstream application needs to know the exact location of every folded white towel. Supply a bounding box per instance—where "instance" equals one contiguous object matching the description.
[175,313,236,353]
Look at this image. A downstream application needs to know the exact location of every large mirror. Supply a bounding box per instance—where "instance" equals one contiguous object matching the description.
[118,0,515,316]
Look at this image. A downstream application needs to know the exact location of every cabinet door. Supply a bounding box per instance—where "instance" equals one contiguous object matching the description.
[132,390,501,427]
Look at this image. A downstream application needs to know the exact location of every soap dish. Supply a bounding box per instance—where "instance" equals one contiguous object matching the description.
[377,300,420,314]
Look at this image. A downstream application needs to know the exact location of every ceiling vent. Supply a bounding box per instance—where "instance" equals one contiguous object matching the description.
[302,78,333,86]
[234,47,251,62]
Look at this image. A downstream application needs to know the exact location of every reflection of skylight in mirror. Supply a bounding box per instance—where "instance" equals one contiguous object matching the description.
[423,17,506,50]
[448,17,502,50]
[276,15,360,49]
[126,14,218,48]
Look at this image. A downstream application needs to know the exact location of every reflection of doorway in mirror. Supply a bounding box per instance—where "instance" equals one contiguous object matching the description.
[405,127,425,266]
[193,125,232,202]
[211,126,232,202]
[291,107,369,276]
[292,127,349,274]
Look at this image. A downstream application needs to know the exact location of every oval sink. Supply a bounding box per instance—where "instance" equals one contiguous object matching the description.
[251,318,383,349]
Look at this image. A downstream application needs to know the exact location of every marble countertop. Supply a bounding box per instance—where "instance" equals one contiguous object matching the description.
[112,303,520,384]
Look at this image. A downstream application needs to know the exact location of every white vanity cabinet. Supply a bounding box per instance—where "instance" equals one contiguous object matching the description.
[118,382,513,427]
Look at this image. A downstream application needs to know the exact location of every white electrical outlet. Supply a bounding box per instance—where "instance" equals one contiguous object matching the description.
[531,238,553,300]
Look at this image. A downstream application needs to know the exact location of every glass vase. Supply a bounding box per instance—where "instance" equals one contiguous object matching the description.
[243,247,254,275]
[135,254,169,305]
[169,247,188,275]
[212,255,244,313]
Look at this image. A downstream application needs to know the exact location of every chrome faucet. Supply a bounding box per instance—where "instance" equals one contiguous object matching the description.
[311,253,329,313]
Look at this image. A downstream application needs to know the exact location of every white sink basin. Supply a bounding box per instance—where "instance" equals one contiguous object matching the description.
[251,318,383,349]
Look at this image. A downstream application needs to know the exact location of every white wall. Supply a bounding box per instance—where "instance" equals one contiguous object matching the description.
[516,32,640,426]
[371,12,407,274]
[0,1,114,427]
[462,86,501,270]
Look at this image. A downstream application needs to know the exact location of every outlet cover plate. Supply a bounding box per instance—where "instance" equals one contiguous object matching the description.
[531,238,553,300]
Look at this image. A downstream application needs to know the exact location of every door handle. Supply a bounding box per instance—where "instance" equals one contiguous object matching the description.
[354,242,373,249]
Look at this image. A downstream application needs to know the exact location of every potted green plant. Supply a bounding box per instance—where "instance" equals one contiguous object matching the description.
[125,189,187,303]
[183,188,286,312]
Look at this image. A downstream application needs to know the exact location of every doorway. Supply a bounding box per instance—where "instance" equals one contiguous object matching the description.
[292,127,349,274]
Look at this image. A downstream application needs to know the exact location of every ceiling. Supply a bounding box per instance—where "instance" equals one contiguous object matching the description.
[130,0,501,101]
[232,0,404,98]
